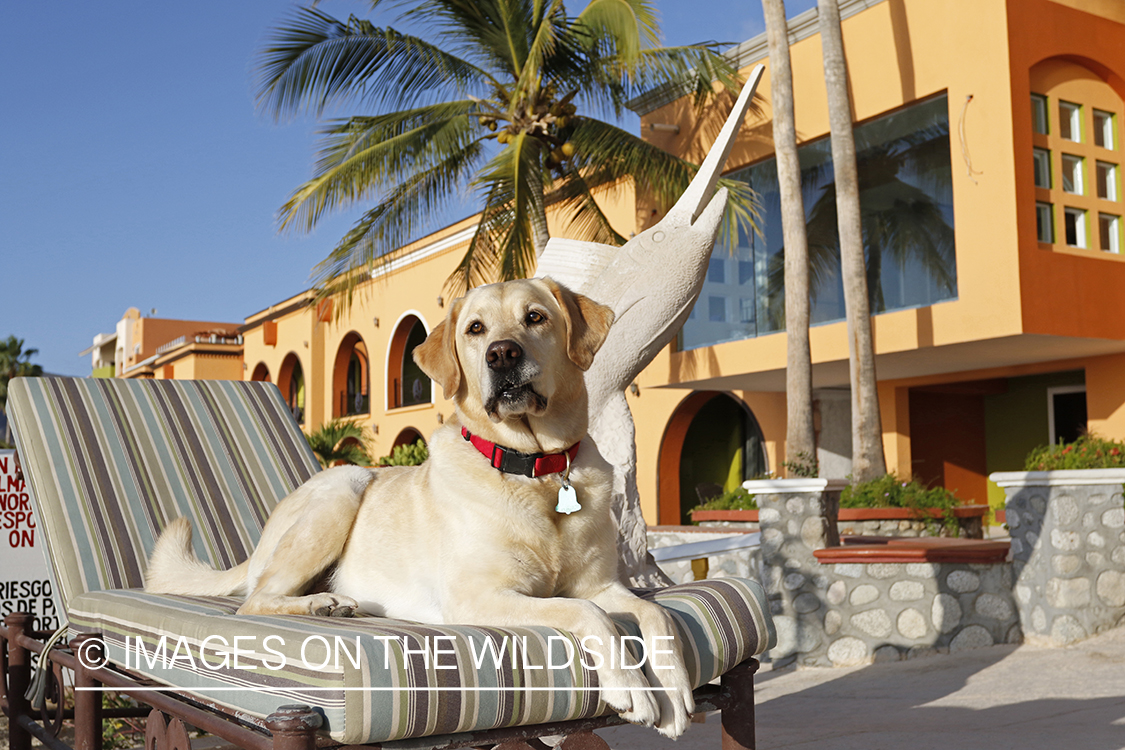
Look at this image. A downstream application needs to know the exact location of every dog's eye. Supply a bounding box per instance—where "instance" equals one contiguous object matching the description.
[526,311,545,325]
[466,321,484,335]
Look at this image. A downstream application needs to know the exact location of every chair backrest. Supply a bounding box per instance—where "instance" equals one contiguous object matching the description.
[7,377,321,612]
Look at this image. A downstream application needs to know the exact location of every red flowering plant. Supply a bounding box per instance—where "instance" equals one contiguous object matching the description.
[1024,433,1125,471]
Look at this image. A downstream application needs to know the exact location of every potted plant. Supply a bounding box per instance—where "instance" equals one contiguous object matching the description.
[689,487,760,525]
[837,473,988,538]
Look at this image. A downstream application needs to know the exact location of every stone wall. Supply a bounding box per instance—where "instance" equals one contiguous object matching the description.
[994,470,1125,646]
[646,528,759,585]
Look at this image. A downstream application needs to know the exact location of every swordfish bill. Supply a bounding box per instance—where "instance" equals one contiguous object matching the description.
[535,64,765,403]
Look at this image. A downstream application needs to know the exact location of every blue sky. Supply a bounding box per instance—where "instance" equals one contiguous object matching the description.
[1,0,817,376]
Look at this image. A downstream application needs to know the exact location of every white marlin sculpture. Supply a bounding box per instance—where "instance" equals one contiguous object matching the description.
[535,65,765,586]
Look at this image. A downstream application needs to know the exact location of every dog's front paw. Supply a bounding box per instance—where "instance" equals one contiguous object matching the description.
[652,682,695,739]
[598,669,659,729]
[308,593,358,617]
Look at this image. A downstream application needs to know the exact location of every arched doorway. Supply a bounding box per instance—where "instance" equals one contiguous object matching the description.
[277,354,305,424]
[658,392,767,525]
[387,315,432,409]
[393,427,425,450]
[250,362,270,383]
[333,333,370,417]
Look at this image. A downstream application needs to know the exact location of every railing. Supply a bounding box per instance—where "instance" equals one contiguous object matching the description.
[155,334,243,355]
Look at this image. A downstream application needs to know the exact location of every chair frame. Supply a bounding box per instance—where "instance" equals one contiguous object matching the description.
[3,612,759,750]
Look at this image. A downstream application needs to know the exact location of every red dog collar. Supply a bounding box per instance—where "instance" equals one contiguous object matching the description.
[461,427,580,478]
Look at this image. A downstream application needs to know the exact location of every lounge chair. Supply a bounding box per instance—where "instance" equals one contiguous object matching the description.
[2,377,774,750]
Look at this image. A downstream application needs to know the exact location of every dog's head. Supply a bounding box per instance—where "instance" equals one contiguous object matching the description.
[414,278,614,426]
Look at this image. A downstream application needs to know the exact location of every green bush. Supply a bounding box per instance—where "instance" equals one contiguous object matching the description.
[1024,433,1125,471]
[841,473,961,534]
[691,487,758,513]
[378,439,429,466]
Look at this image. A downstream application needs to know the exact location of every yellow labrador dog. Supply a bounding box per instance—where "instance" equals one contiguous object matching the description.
[146,277,695,737]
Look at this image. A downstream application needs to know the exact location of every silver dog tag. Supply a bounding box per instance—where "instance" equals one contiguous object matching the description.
[556,484,581,514]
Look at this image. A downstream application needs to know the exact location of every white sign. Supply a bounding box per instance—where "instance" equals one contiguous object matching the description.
[0,449,62,631]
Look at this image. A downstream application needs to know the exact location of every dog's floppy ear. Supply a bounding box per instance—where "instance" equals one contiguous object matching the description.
[414,299,463,398]
[542,278,615,371]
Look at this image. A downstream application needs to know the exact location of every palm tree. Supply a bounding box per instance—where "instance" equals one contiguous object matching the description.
[0,336,44,445]
[763,0,816,477]
[817,0,886,483]
[255,0,756,301]
[306,419,374,468]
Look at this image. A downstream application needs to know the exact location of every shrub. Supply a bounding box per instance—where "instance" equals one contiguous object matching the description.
[840,473,961,534]
[1024,433,1125,471]
[378,439,429,466]
[691,487,758,514]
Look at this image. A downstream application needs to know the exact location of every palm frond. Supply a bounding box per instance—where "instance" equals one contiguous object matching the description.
[255,6,493,118]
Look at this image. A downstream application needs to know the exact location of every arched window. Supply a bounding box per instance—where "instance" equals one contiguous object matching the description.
[392,427,425,450]
[658,392,767,525]
[250,362,270,383]
[333,333,369,418]
[277,354,305,424]
[387,315,432,409]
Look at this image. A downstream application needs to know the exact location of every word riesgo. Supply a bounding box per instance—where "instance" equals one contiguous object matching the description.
[101,634,677,673]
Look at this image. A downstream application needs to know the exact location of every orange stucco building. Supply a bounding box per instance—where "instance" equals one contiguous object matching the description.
[87,0,1125,526]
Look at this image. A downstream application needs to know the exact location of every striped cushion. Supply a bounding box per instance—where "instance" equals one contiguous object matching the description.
[68,579,774,744]
[7,377,320,611]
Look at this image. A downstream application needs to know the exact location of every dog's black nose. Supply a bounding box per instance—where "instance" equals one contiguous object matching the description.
[486,340,523,370]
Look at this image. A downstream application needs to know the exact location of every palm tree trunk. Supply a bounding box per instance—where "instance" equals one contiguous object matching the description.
[528,165,550,258]
[764,0,816,476]
[817,0,887,483]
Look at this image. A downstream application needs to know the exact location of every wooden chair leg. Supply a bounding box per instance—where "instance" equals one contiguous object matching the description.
[721,659,759,750]
[266,705,323,750]
[4,613,34,750]
[72,634,104,750]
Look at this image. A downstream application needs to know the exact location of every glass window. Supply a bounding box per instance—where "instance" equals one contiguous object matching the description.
[1064,207,1087,248]
[1099,213,1119,253]
[1096,161,1117,200]
[707,258,725,284]
[739,298,755,324]
[1061,154,1084,194]
[1033,148,1051,188]
[1036,202,1054,243]
[679,95,956,350]
[1031,94,1048,135]
[1059,101,1082,142]
[1094,110,1115,149]
[709,296,726,322]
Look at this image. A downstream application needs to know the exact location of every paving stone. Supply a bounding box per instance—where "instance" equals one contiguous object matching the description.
[889,580,924,601]
[975,593,1013,621]
[826,580,847,605]
[1095,570,1125,607]
[824,609,842,635]
[794,592,821,613]
[1010,537,1023,556]
[932,593,961,633]
[1050,615,1087,645]
[1015,584,1031,604]
[1083,512,1097,529]
[1006,624,1023,644]
[1031,495,1047,514]
[834,564,862,579]
[1046,576,1091,608]
[826,636,868,666]
[905,563,938,578]
[849,584,880,606]
[761,528,783,554]
[1032,605,1047,633]
[787,519,800,535]
[1087,552,1105,567]
[772,615,796,657]
[783,573,806,590]
[906,645,938,660]
[1025,530,1039,549]
[873,645,901,663]
[1088,531,1106,548]
[1050,529,1081,551]
[1007,510,1021,529]
[868,563,902,579]
[1051,554,1081,575]
[852,609,893,638]
[897,607,928,639]
[1054,496,1079,525]
[758,507,781,524]
[801,516,826,547]
[949,624,994,652]
[786,497,804,513]
[1113,547,1125,566]
[946,570,980,593]
[1102,507,1125,529]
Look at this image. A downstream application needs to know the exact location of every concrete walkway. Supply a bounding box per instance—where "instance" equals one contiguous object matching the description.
[597,626,1125,749]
